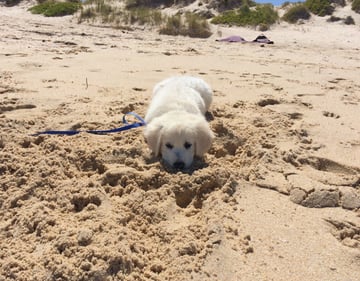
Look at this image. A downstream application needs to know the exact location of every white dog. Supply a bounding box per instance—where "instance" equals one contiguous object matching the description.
[144,76,214,169]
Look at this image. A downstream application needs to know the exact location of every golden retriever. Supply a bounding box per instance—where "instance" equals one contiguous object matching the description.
[144,76,214,169]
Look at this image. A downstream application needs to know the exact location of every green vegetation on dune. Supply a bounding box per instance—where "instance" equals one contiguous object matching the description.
[352,0,360,13]
[206,0,256,12]
[125,0,174,9]
[304,0,334,16]
[4,0,21,6]
[211,4,278,29]
[282,4,311,23]
[23,0,357,36]
[78,0,212,38]
[29,1,81,17]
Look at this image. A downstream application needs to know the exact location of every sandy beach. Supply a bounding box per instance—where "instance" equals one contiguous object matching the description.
[1,2,360,280]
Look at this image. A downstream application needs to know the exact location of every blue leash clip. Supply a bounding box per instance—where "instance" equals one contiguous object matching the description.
[31,112,146,136]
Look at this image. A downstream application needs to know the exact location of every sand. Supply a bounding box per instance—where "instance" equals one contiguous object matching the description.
[1,3,360,281]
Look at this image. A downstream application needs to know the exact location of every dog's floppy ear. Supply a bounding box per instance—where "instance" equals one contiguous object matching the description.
[195,120,214,157]
[144,120,163,156]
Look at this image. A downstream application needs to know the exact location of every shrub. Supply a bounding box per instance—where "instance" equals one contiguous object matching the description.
[160,13,212,38]
[352,0,360,13]
[327,15,341,22]
[5,0,22,6]
[125,0,174,9]
[258,23,269,31]
[253,4,279,25]
[305,0,334,16]
[206,0,256,12]
[331,0,345,6]
[211,4,278,27]
[29,1,53,14]
[282,4,311,23]
[343,15,355,24]
[29,1,80,17]
[281,1,291,8]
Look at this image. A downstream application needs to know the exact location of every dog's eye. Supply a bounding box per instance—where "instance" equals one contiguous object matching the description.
[165,143,173,149]
[184,142,192,149]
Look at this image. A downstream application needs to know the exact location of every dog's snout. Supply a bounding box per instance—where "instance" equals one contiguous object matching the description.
[173,161,185,170]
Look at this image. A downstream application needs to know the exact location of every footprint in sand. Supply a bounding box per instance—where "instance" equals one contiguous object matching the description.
[0,71,17,94]
[19,62,42,69]
[0,98,36,114]
[287,156,360,209]
[322,111,340,119]
[0,85,16,94]
[341,93,360,105]
[42,78,59,89]
[325,219,360,249]
[257,98,280,107]
[287,112,303,120]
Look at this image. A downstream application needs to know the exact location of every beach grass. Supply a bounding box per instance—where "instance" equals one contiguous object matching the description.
[126,7,163,26]
[159,12,212,38]
[26,0,357,35]
[79,4,163,26]
[78,0,212,38]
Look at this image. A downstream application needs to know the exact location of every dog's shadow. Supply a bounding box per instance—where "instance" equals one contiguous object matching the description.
[164,158,209,175]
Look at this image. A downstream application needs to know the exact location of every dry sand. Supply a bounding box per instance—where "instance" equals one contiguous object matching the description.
[1,3,360,281]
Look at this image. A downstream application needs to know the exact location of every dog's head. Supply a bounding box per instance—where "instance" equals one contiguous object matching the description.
[144,111,213,169]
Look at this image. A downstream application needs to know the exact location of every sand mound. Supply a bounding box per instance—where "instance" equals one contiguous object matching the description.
[1,88,360,280]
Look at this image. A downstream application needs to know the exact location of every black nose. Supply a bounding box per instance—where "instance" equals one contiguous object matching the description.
[173,161,185,170]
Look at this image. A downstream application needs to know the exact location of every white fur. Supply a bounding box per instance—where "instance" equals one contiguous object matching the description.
[144,76,214,169]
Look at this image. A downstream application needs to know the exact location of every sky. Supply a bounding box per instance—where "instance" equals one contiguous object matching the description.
[255,0,305,6]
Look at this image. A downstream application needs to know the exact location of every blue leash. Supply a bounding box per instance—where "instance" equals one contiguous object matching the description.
[31,112,146,136]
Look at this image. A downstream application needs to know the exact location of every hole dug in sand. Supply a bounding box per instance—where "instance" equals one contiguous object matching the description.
[257,97,280,107]
[107,256,133,276]
[71,194,102,212]
[174,169,237,209]
[300,156,360,175]
[101,166,168,190]
[210,120,245,157]
[174,187,195,209]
